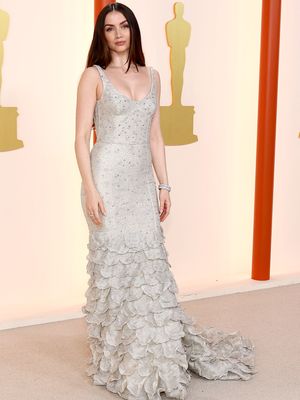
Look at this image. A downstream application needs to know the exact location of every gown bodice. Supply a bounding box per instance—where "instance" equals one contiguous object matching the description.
[92,64,157,145]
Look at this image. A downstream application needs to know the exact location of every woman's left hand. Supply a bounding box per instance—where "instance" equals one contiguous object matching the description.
[159,189,171,222]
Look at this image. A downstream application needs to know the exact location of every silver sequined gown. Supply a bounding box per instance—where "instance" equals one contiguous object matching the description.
[80,64,257,400]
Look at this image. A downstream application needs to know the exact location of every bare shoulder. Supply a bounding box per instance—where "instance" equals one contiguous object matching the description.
[77,66,101,93]
[151,67,160,80]
[76,66,103,103]
[151,67,161,88]
[79,66,99,82]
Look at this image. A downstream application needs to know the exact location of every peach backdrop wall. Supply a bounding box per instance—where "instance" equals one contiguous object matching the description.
[270,0,300,275]
[0,0,299,330]
[0,0,94,329]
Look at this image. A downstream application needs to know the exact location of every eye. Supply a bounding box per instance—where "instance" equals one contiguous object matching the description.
[105,27,112,32]
[122,24,129,29]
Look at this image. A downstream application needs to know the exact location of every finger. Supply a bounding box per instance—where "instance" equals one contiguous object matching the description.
[166,202,171,213]
[99,202,107,216]
[161,204,170,221]
[160,208,167,221]
[159,201,163,214]
[159,200,166,215]
[88,211,99,224]
[92,208,102,225]
[88,211,100,225]
[87,209,95,220]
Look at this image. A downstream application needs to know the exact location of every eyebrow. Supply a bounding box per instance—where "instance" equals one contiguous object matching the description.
[104,19,128,27]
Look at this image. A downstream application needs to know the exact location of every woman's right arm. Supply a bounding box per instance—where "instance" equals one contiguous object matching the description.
[74,67,106,225]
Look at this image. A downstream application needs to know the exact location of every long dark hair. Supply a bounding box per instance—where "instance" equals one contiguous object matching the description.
[86,2,145,72]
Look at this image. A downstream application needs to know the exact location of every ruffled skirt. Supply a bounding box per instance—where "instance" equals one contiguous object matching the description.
[81,227,257,400]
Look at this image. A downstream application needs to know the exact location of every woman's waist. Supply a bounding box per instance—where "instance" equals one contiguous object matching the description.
[91,142,153,170]
[90,140,152,161]
[90,163,156,186]
[93,139,150,146]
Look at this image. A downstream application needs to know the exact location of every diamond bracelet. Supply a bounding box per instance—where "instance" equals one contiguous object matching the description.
[158,183,171,192]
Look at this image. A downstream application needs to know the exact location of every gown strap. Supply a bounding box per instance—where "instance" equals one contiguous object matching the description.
[149,66,157,99]
[149,66,154,93]
[93,64,108,102]
[93,64,107,82]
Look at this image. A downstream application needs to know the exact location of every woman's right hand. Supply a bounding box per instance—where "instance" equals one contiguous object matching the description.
[84,187,107,225]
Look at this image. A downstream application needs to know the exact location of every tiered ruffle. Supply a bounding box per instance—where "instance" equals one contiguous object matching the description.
[82,227,257,399]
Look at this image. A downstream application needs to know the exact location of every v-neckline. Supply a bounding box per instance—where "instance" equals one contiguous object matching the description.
[101,66,153,103]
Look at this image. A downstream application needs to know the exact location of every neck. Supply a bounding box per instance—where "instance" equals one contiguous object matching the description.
[109,51,130,68]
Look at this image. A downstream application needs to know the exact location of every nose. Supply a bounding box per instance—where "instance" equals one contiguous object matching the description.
[115,27,122,38]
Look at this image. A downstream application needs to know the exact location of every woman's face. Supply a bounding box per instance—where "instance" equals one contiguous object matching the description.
[103,11,130,53]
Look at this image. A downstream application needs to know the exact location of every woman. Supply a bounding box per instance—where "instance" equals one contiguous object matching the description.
[75,3,257,399]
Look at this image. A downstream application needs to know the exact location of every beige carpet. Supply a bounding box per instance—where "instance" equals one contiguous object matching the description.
[1,284,300,400]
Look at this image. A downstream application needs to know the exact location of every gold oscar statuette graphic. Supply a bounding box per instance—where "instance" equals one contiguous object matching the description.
[0,9,23,151]
[160,2,198,145]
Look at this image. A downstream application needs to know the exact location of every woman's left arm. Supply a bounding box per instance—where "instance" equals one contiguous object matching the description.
[149,68,171,222]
